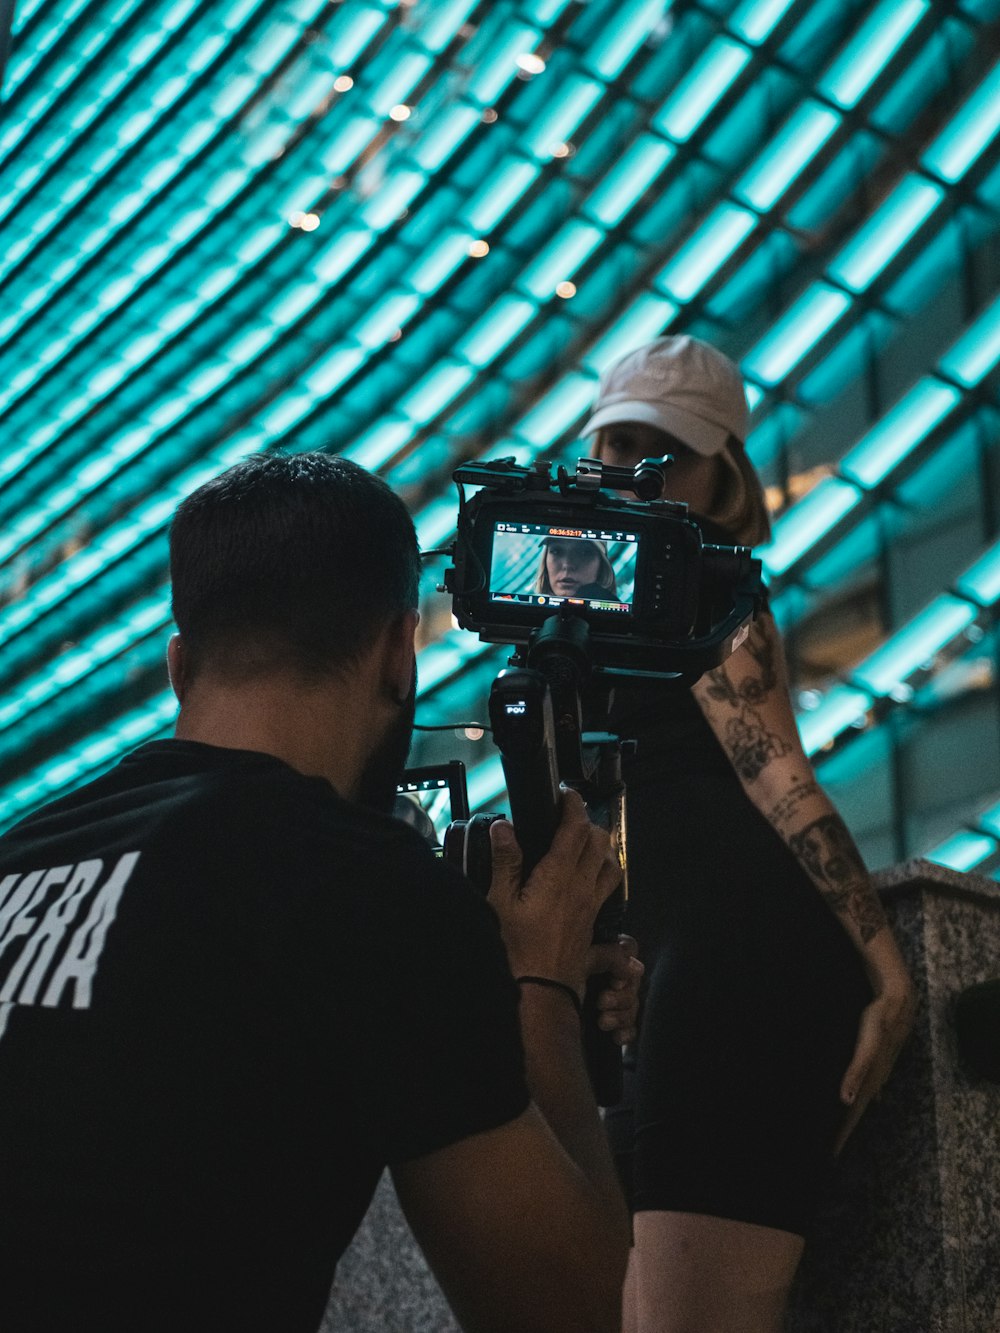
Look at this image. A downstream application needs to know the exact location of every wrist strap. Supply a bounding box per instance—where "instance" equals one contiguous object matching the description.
[515,975,584,1021]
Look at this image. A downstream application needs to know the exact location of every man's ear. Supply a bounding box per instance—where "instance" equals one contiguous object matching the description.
[167,634,187,702]
[381,609,420,705]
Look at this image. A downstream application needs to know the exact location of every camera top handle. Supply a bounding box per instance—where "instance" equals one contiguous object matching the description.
[453,454,671,503]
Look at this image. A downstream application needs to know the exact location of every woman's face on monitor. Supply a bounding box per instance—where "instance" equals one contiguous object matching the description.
[545,540,601,596]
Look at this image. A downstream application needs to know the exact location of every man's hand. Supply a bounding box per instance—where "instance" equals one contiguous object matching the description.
[487,790,622,1001]
[590,935,642,1045]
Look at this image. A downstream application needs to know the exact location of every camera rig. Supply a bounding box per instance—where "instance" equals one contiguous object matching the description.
[440,455,765,1104]
[444,454,762,680]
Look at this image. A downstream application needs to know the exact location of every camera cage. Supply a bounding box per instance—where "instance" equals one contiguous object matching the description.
[443,455,764,681]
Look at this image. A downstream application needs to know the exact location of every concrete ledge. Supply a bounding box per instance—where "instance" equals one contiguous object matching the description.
[787,864,1000,1333]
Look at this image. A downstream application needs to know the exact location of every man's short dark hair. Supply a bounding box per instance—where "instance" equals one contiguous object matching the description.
[169,452,420,683]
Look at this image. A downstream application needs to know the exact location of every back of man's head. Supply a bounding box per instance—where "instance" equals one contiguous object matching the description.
[169,452,420,685]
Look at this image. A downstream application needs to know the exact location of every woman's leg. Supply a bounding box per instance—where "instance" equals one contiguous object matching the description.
[629,1210,804,1333]
[622,1247,640,1333]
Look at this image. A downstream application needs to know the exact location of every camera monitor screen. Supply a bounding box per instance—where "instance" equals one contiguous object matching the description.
[489,522,638,614]
[394,763,469,851]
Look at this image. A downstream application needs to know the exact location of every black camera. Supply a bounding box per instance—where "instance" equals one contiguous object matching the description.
[443,455,761,678]
[429,455,764,1104]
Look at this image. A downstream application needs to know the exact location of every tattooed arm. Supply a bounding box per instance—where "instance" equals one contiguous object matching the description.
[692,611,914,1144]
[692,611,890,950]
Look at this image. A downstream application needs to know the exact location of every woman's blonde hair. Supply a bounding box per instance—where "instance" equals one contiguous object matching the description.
[707,435,772,547]
[534,540,618,596]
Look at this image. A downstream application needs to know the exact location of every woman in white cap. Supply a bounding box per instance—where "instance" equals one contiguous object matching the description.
[583,336,914,1333]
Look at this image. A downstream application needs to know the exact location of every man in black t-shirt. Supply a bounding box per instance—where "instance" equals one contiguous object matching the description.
[0,454,637,1333]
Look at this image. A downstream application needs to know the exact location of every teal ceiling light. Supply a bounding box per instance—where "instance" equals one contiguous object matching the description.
[922,57,1000,183]
[839,379,961,487]
[583,0,669,78]
[817,0,930,109]
[2,0,94,102]
[1,0,485,407]
[938,293,1000,386]
[584,136,676,226]
[656,203,757,301]
[417,0,479,51]
[519,220,605,299]
[398,359,477,419]
[454,295,538,367]
[417,495,471,552]
[652,38,751,142]
[977,799,1000,840]
[463,21,544,104]
[407,229,478,296]
[0,0,333,312]
[1,0,200,190]
[729,0,798,44]
[461,159,541,232]
[956,537,1000,608]
[851,595,979,697]
[759,477,862,577]
[742,284,852,385]
[414,631,489,696]
[518,74,603,159]
[0,446,242,650]
[346,420,416,472]
[733,102,841,211]
[516,374,596,448]
[797,684,873,756]
[0,691,178,835]
[827,175,945,292]
[582,295,680,375]
[786,526,1000,755]
[926,830,997,871]
[0,13,499,533]
[0,593,172,734]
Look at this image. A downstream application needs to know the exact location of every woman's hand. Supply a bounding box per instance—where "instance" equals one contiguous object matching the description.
[590,935,643,1046]
[835,948,916,1154]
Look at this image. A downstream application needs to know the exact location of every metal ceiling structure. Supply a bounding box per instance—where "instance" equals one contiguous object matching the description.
[0,0,999,871]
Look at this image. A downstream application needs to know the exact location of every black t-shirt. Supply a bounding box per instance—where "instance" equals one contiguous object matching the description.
[0,740,529,1332]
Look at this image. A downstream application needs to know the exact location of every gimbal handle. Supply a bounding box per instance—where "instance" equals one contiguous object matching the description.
[489,625,627,1108]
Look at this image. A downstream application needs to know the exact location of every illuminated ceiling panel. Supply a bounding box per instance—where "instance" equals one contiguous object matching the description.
[0,0,998,869]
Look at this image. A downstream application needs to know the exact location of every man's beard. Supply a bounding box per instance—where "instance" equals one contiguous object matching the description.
[356,668,416,815]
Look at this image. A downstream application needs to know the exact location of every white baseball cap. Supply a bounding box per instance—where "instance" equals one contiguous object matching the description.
[581,335,749,456]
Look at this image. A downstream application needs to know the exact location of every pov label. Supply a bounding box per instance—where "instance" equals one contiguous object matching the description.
[0,852,140,1041]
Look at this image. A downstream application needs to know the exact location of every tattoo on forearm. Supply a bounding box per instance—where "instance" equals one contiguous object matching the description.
[766,777,821,829]
[743,621,779,698]
[788,814,887,943]
[704,666,738,706]
[705,620,779,709]
[723,706,792,782]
